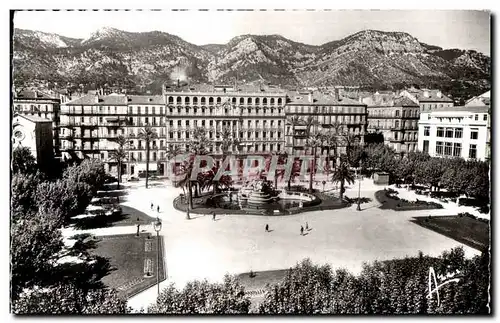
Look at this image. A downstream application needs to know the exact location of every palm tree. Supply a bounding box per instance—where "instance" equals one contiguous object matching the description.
[286,115,302,157]
[306,132,324,193]
[138,124,158,189]
[331,155,355,200]
[165,144,182,180]
[109,147,127,188]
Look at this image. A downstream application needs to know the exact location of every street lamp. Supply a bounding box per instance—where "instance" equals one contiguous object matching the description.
[153,217,162,296]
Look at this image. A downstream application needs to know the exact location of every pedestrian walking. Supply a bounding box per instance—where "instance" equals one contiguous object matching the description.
[150,202,154,210]
[157,205,160,213]
[300,226,304,236]
[305,222,309,231]
[212,211,216,221]
[265,224,269,232]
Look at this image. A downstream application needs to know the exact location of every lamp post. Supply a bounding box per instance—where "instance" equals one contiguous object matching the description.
[153,217,162,296]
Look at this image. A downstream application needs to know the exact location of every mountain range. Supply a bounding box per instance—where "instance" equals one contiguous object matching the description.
[12,27,490,100]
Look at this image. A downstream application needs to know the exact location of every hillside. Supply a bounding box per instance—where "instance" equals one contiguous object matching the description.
[12,28,490,99]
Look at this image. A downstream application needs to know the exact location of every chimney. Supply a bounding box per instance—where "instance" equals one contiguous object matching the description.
[95,93,99,103]
[424,90,430,98]
[308,91,313,103]
[437,91,442,98]
[33,91,37,98]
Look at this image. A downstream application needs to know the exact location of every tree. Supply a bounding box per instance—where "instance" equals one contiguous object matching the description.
[109,135,128,186]
[414,158,446,191]
[148,275,250,314]
[12,284,129,314]
[306,132,324,193]
[331,155,355,200]
[11,172,43,222]
[11,214,64,299]
[286,115,303,157]
[395,151,431,185]
[138,125,158,189]
[258,259,333,314]
[109,147,127,187]
[165,144,182,179]
[63,159,106,194]
[12,146,37,174]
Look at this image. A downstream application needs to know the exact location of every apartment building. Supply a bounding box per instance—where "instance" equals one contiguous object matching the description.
[400,88,454,112]
[418,105,490,161]
[363,94,420,154]
[466,90,491,162]
[60,94,167,175]
[285,89,368,163]
[164,83,287,156]
[13,90,61,156]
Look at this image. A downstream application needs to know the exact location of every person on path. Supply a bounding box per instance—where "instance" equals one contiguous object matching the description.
[265,224,269,232]
[150,202,154,210]
[157,205,160,213]
[300,226,304,236]
[212,211,216,221]
[305,222,309,231]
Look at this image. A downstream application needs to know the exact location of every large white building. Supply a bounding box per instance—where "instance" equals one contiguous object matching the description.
[418,105,490,161]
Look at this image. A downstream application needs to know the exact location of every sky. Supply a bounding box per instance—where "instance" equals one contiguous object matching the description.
[13,10,491,54]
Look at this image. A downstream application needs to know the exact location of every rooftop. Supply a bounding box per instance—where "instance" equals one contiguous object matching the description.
[286,91,365,106]
[66,94,164,105]
[405,88,453,103]
[363,94,419,107]
[14,113,52,123]
[163,83,287,95]
[429,105,489,114]
[14,90,58,101]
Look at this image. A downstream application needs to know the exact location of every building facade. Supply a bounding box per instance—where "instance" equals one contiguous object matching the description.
[400,88,454,112]
[363,94,420,154]
[13,90,61,156]
[285,90,367,164]
[12,114,54,169]
[57,84,370,177]
[417,106,490,161]
[164,84,287,157]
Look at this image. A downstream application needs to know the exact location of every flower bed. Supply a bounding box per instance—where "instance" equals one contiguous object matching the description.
[375,189,443,211]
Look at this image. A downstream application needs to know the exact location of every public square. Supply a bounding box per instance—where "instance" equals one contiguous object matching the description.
[78,178,480,310]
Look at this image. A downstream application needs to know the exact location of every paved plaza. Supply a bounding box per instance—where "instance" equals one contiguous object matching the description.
[117,178,481,310]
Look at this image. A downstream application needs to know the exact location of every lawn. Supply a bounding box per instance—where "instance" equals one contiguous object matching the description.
[92,233,166,299]
[375,190,443,211]
[410,216,490,252]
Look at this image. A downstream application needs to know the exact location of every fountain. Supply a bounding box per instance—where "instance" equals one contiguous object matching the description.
[246,180,274,206]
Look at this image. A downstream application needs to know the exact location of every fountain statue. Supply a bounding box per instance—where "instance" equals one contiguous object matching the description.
[238,179,275,205]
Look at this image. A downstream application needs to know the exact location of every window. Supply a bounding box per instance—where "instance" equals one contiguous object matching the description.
[394,132,398,140]
[444,142,453,156]
[395,120,400,128]
[469,144,477,159]
[169,132,173,139]
[436,141,444,155]
[474,114,478,121]
[437,127,444,137]
[177,120,181,126]
[423,140,429,153]
[470,129,478,140]
[445,128,453,138]
[453,143,462,157]
[186,132,190,139]
[152,107,155,114]
[169,120,173,126]
[454,128,463,138]
[395,110,400,117]
[186,120,190,127]
[483,114,488,121]
[424,126,430,136]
